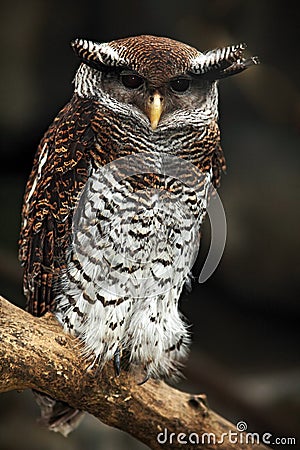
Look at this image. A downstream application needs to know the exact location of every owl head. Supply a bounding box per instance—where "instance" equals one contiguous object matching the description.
[72,35,258,130]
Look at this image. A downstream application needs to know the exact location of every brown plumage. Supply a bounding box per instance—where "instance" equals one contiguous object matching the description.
[20,97,94,315]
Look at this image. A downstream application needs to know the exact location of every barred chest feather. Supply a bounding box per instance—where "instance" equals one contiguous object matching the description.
[55,149,212,379]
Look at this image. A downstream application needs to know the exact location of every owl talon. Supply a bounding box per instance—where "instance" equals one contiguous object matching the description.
[113,348,121,376]
[137,374,149,386]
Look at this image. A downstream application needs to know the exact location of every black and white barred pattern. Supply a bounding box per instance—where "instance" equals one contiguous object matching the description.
[56,151,211,378]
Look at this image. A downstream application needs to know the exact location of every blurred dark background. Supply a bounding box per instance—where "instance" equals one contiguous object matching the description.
[0,1,299,449]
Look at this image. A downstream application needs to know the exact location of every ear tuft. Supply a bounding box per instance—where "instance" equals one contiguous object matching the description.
[71,39,99,63]
[190,43,259,79]
[71,38,128,69]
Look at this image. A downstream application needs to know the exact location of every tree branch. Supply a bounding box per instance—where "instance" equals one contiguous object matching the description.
[0,295,269,450]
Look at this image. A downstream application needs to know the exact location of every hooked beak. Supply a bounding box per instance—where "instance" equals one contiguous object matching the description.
[146,91,164,130]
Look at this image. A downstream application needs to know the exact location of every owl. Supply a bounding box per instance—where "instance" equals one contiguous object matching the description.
[19,35,258,434]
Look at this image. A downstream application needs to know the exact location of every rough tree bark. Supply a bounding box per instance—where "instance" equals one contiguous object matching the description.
[0,295,269,450]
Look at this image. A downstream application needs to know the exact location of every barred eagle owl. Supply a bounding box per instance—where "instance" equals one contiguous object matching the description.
[19,35,258,434]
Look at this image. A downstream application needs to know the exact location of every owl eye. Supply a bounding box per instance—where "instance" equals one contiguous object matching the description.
[121,74,144,89]
[169,77,191,93]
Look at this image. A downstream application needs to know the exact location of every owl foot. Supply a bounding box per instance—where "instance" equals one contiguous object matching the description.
[113,348,121,376]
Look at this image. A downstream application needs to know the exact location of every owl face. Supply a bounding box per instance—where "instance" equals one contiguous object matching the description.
[72,35,258,130]
[99,67,214,128]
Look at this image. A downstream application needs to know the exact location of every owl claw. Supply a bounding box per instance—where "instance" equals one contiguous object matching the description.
[137,374,149,386]
[113,348,121,376]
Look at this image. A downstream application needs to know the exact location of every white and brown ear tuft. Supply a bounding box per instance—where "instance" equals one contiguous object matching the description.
[71,38,128,69]
[190,43,259,79]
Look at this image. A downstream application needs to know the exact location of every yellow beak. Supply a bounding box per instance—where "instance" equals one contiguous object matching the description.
[146,92,164,130]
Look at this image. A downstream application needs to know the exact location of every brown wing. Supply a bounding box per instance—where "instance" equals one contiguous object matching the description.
[202,120,226,188]
[19,94,97,316]
[212,141,226,188]
[186,120,226,187]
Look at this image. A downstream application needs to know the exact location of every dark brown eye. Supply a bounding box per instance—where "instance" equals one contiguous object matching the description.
[121,74,144,89]
[169,77,191,93]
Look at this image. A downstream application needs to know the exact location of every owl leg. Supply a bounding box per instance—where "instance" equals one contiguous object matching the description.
[113,347,121,376]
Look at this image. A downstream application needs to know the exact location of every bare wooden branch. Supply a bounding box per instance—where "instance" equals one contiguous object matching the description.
[0,295,269,450]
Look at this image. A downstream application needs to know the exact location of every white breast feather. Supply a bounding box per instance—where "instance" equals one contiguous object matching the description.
[55,154,211,379]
